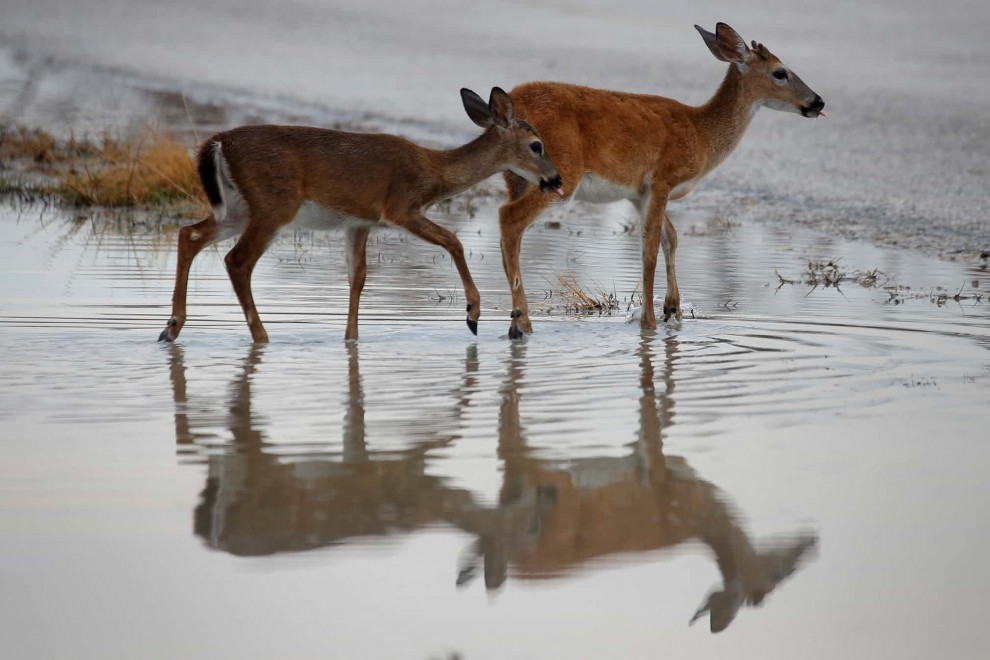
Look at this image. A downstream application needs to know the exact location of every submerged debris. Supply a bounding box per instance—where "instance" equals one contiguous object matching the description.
[773,259,984,308]
[880,281,983,307]
[774,258,895,293]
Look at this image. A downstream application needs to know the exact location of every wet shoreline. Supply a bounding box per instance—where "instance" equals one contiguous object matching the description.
[2,2,990,657]
[2,12,989,266]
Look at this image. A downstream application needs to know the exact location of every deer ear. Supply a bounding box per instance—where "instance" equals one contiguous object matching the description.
[714,22,750,63]
[695,24,729,62]
[461,88,492,128]
[488,87,515,129]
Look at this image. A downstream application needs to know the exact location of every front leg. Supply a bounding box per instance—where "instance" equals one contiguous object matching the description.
[498,189,556,339]
[639,188,670,330]
[388,211,481,335]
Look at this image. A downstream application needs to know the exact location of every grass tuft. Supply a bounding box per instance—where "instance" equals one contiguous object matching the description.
[62,131,204,211]
[1,122,207,216]
[546,273,619,315]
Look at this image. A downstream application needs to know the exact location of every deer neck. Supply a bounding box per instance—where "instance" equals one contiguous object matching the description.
[693,65,761,173]
[433,129,503,202]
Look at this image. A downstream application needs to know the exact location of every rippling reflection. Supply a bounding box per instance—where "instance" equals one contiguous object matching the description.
[168,338,817,632]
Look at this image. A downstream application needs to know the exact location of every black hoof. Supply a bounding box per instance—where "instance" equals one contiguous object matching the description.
[158,329,173,342]
[466,317,478,335]
[508,324,523,340]
[510,308,522,319]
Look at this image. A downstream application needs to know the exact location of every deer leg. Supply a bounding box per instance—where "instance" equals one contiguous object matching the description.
[498,191,555,339]
[224,216,286,343]
[343,225,370,341]
[159,214,221,342]
[661,212,681,321]
[639,191,669,331]
[389,212,481,335]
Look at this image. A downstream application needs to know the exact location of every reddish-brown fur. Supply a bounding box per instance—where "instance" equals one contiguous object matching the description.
[159,88,561,343]
[499,23,824,336]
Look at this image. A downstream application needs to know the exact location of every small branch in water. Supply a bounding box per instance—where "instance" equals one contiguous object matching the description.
[431,288,455,305]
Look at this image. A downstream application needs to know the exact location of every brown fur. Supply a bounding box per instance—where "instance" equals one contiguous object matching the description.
[499,23,824,335]
[159,88,560,343]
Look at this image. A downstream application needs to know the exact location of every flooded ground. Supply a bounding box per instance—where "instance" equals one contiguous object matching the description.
[1,197,988,659]
[2,0,990,657]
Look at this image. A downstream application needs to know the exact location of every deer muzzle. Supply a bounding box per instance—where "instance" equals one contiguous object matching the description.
[540,174,564,196]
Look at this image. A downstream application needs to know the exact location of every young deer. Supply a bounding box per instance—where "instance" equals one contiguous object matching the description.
[158,87,563,343]
[498,23,825,338]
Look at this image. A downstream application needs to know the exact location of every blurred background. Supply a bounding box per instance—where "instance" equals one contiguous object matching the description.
[2,0,988,259]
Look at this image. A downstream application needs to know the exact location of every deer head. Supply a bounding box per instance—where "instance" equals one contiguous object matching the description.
[461,87,564,194]
[696,22,826,118]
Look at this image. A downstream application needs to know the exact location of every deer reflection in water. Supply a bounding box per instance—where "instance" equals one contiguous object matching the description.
[170,343,477,554]
[167,337,816,632]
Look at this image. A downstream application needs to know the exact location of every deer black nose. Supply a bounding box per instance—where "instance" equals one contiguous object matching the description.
[810,95,825,111]
[539,174,563,194]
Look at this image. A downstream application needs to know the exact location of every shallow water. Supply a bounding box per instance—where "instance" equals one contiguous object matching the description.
[1,198,988,659]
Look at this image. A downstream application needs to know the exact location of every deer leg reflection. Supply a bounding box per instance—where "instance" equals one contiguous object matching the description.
[176,343,481,556]
[457,341,558,590]
[168,344,192,446]
[455,336,816,632]
[342,343,367,463]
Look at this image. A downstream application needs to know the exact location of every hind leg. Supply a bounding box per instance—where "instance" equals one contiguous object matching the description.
[661,213,681,321]
[159,215,221,342]
[224,211,291,343]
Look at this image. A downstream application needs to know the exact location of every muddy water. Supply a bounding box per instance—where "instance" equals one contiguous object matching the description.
[1,200,988,660]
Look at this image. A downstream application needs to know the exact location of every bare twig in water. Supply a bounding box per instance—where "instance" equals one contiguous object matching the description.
[774,268,796,292]
[774,259,894,295]
[775,260,984,309]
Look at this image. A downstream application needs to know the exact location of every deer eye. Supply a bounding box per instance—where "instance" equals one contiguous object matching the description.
[772,68,788,81]
[529,141,543,156]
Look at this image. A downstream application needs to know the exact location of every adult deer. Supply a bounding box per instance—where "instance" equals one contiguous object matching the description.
[499,23,825,338]
[158,87,563,343]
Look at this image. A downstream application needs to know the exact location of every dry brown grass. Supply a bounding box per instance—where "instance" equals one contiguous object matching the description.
[1,123,207,215]
[0,125,59,164]
[547,273,619,315]
[62,131,205,211]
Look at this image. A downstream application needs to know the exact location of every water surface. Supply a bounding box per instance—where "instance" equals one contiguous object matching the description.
[1,199,988,659]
